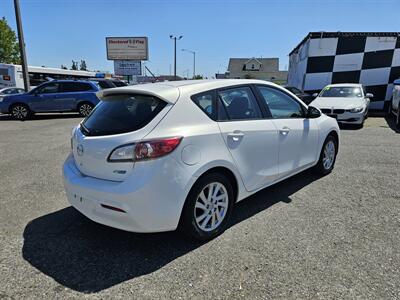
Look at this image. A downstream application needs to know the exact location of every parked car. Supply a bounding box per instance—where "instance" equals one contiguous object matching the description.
[63,79,340,240]
[90,78,128,89]
[309,83,372,127]
[0,87,25,99]
[0,80,100,120]
[388,79,400,127]
[284,86,314,104]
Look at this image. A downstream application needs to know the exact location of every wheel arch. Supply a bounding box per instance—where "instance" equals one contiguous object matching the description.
[195,166,239,203]
[75,100,94,111]
[327,129,339,152]
[8,102,32,113]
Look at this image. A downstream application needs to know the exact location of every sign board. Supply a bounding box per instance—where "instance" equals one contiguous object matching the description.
[114,60,142,76]
[106,37,148,60]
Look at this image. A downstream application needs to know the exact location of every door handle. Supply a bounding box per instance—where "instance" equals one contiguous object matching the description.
[228,130,244,141]
[279,127,290,135]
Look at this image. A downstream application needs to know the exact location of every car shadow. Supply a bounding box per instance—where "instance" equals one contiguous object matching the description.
[383,115,400,133]
[22,169,320,293]
[0,113,82,121]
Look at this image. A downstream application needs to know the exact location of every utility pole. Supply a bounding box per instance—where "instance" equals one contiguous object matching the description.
[169,35,182,81]
[182,49,196,79]
[14,0,30,91]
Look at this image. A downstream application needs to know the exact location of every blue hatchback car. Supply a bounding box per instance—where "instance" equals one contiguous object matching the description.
[0,80,101,120]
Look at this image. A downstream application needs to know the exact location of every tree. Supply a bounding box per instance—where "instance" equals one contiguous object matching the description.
[193,75,203,80]
[79,60,87,71]
[71,60,78,70]
[61,65,67,70]
[0,17,21,64]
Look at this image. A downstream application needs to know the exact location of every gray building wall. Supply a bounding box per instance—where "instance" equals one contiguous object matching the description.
[226,57,288,84]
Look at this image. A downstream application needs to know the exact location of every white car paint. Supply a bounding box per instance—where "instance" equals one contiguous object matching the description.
[63,79,340,234]
[310,83,370,125]
[390,79,400,126]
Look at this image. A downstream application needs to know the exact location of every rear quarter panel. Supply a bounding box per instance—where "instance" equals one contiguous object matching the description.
[143,94,248,202]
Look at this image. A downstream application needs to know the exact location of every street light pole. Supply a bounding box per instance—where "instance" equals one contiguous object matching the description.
[170,35,182,81]
[14,0,30,91]
[182,49,196,79]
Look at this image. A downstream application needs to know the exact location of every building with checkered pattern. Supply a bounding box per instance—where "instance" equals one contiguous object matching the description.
[288,32,400,110]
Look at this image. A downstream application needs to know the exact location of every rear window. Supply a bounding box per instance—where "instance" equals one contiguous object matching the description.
[81,94,167,136]
[61,82,93,92]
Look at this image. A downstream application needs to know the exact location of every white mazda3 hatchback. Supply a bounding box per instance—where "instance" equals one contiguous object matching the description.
[63,79,340,240]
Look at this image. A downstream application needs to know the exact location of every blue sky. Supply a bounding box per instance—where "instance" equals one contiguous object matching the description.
[1,0,399,77]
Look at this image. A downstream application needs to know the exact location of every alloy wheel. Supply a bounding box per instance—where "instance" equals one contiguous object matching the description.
[79,104,93,116]
[194,182,229,232]
[323,140,335,170]
[12,105,28,119]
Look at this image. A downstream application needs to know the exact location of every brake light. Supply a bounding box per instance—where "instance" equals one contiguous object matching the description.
[108,136,182,162]
[135,137,182,161]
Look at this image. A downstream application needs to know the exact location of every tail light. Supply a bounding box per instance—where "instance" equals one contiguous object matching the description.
[108,136,182,162]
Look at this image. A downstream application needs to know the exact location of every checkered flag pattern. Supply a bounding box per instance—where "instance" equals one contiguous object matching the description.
[290,33,400,101]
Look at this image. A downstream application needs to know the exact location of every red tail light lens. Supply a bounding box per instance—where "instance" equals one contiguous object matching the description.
[135,136,182,161]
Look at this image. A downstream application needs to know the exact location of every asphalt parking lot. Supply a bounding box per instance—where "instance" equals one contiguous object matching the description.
[0,113,399,299]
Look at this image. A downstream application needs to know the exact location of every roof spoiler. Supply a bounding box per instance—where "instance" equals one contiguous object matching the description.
[96,86,179,104]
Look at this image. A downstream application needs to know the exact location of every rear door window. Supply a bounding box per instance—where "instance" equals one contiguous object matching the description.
[61,82,93,92]
[217,86,262,120]
[81,94,167,136]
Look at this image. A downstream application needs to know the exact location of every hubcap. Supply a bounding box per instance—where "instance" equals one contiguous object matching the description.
[323,140,335,170]
[194,182,229,232]
[12,106,28,119]
[80,104,92,116]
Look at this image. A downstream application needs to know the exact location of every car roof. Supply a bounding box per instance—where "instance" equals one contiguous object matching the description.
[325,83,362,88]
[43,79,95,83]
[97,79,282,104]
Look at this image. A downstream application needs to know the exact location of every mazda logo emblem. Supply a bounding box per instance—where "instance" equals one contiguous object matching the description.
[77,144,84,156]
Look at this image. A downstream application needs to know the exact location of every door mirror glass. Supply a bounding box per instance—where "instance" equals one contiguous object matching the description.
[307,106,321,118]
[366,93,374,98]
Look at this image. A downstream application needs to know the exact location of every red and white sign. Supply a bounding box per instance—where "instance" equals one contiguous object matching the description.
[106,37,148,60]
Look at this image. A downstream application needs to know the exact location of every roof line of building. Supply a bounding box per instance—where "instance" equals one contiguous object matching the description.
[289,31,400,56]
[229,57,279,60]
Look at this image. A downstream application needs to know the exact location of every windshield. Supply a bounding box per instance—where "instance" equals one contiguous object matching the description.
[81,93,167,136]
[320,86,363,98]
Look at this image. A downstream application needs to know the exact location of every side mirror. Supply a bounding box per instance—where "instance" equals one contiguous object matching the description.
[366,93,374,98]
[312,93,318,98]
[307,106,321,118]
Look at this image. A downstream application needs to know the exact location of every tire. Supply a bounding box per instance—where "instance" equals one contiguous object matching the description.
[387,101,392,116]
[180,173,235,241]
[313,135,338,175]
[78,102,94,117]
[396,111,400,128]
[10,104,31,120]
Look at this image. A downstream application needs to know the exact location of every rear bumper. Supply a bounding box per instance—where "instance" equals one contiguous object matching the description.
[62,153,193,233]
